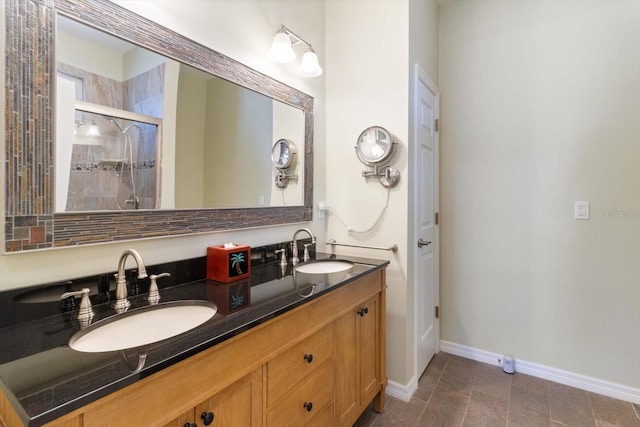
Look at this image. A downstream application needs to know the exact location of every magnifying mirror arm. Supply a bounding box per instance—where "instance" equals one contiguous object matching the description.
[362,165,382,178]
[275,170,298,189]
[361,165,400,188]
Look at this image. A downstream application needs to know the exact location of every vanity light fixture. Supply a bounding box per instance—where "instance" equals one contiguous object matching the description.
[269,25,323,78]
[74,120,101,137]
[86,120,101,137]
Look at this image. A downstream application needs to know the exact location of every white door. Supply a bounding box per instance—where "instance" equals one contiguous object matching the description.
[413,64,439,377]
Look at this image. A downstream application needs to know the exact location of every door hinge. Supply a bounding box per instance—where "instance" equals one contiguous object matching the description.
[435,118,439,132]
[435,306,440,319]
[435,212,439,225]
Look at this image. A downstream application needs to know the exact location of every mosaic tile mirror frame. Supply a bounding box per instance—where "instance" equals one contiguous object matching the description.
[4,0,314,252]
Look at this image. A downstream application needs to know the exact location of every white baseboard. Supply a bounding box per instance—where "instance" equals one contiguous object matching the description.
[440,340,640,405]
[386,377,417,402]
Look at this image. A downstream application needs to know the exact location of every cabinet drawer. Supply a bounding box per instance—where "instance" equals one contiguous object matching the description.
[267,323,333,405]
[305,403,334,427]
[267,360,334,427]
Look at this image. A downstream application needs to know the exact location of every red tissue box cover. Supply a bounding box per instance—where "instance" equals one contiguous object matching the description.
[207,245,251,282]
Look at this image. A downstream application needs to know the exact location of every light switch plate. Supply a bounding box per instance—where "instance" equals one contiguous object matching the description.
[574,201,590,220]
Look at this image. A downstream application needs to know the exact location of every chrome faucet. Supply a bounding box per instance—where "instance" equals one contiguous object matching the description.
[114,249,148,313]
[291,228,316,265]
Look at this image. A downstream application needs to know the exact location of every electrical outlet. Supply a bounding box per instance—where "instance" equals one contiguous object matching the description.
[574,201,590,220]
[317,202,327,219]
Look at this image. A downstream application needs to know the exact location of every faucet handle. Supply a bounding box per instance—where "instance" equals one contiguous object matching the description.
[60,288,94,328]
[149,272,171,281]
[148,273,171,305]
[275,249,287,267]
[303,243,311,262]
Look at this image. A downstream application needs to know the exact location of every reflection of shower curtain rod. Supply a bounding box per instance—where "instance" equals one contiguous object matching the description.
[110,118,140,135]
[74,100,162,127]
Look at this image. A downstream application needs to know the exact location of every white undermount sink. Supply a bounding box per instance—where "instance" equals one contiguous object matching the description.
[69,300,217,353]
[295,260,355,275]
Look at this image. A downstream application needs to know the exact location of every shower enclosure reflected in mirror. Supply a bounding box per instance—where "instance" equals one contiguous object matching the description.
[56,101,162,211]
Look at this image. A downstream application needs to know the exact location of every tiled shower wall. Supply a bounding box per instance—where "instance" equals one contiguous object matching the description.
[60,64,162,211]
[122,64,164,210]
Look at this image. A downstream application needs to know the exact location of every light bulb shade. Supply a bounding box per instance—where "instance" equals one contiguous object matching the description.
[299,50,323,77]
[268,32,295,63]
[87,122,101,137]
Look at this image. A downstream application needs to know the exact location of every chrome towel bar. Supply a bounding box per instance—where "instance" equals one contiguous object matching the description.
[326,238,398,253]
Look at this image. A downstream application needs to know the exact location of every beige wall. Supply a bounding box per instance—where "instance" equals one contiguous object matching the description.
[410,0,439,84]
[439,1,640,389]
[0,0,326,290]
[204,78,272,207]
[175,66,207,208]
[325,0,409,386]
[325,0,439,389]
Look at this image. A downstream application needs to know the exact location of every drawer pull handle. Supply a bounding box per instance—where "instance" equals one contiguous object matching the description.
[201,411,215,425]
[303,353,314,363]
[358,307,369,317]
[303,401,313,412]
[183,424,196,427]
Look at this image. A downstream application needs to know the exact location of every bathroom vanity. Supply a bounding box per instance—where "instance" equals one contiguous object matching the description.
[0,254,388,426]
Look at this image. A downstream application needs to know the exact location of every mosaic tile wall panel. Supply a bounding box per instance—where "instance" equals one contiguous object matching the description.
[4,0,55,251]
[53,207,311,247]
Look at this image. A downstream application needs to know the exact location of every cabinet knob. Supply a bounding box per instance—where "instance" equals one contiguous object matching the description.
[358,307,369,317]
[183,423,196,427]
[201,411,215,425]
[303,353,313,363]
[303,401,313,412]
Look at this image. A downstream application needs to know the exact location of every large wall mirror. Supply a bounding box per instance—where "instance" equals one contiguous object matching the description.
[4,0,313,252]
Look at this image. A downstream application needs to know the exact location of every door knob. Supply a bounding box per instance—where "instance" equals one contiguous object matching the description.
[417,238,431,248]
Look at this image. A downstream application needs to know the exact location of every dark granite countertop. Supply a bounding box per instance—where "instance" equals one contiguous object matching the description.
[0,253,388,426]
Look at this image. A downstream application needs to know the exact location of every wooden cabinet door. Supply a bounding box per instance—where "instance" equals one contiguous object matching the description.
[162,410,195,427]
[360,295,380,403]
[334,294,381,427]
[194,368,263,427]
[334,307,359,426]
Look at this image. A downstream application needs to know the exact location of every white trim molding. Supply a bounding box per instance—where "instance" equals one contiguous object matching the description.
[386,377,417,402]
[440,340,640,405]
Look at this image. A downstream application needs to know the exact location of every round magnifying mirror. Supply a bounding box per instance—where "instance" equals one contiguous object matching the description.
[355,126,396,166]
[271,139,297,170]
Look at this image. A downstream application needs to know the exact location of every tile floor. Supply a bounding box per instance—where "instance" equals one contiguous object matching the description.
[354,352,640,427]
